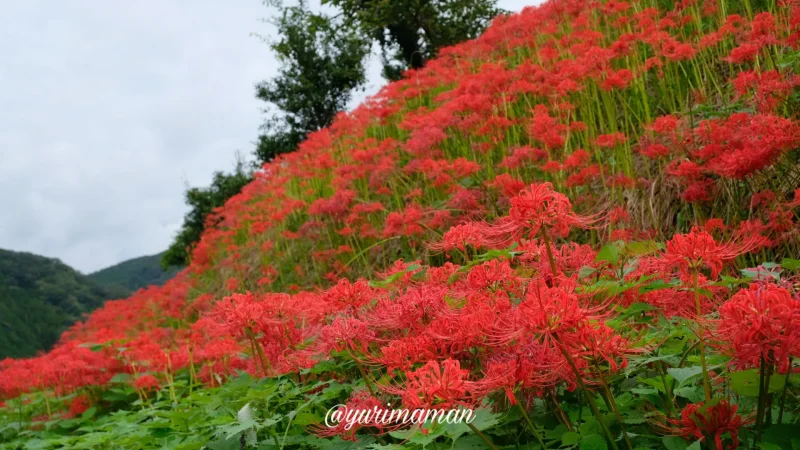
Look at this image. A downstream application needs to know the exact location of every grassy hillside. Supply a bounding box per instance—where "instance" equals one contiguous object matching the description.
[2,0,800,449]
[87,252,180,297]
[0,249,119,359]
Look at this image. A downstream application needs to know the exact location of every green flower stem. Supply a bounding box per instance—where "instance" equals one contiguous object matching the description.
[556,340,620,450]
[596,368,633,450]
[692,269,713,403]
[778,358,793,424]
[513,391,548,449]
[467,422,500,450]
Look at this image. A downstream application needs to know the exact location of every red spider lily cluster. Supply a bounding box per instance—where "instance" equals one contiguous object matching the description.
[3,0,800,448]
[673,400,749,450]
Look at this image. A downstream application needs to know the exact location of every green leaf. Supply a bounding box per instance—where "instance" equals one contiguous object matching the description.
[220,419,257,439]
[579,434,608,450]
[81,407,97,420]
[578,266,597,279]
[596,241,626,265]
[667,366,703,386]
[546,424,569,439]
[578,419,601,436]
[630,387,658,396]
[292,412,321,426]
[563,431,582,445]
[639,278,675,293]
[389,423,446,446]
[638,377,667,393]
[466,407,501,431]
[673,386,704,403]
[23,439,54,450]
[730,369,789,397]
[109,373,133,384]
[762,424,800,449]
[622,411,647,425]
[758,444,783,450]
[624,240,662,257]
[442,407,501,441]
[781,258,800,270]
[662,436,691,450]
[621,302,656,315]
[205,436,241,450]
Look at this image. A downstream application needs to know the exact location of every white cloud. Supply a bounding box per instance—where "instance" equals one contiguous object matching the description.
[0,0,544,273]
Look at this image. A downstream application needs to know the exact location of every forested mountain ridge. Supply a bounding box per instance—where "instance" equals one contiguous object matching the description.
[88,252,180,297]
[0,249,117,358]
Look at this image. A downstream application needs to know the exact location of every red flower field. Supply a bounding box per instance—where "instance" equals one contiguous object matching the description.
[2,0,800,448]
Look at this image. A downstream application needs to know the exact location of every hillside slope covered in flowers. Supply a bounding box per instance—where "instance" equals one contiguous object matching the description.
[3,0,800,448]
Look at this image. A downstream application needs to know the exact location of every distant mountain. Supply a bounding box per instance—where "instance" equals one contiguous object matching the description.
[88,252,181,297]
[0,249,119,359]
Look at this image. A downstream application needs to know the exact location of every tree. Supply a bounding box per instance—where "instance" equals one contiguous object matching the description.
[324,0,503,80]
[254,1,370,163]
[161,159,252,268]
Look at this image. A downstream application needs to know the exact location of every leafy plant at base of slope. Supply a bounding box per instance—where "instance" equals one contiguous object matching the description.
[3,240,799,449]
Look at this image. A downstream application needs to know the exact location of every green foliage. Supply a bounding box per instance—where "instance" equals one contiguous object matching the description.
[324,0,503,80]
[254,1,370,163]
[3,256,800,449]
[0,249,115,358]
[88,252,180,296]
[162,160,252,268]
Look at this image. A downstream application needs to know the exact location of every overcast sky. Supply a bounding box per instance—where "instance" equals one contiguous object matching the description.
[0,0,540,274]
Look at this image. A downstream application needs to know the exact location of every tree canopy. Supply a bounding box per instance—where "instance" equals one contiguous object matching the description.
[324,0,502,80]
[254,1,370,162]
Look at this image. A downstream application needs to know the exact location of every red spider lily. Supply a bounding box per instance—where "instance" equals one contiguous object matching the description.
[725,43,761,63]
[656,228,763,279]
[211,292,266,340]
[383,206,427,238]
[424,299,505,354]
[569,323,635,375]
[318,317,375,356]
[434,222,490,252]
[733,70,800,113]
[515,240,598,280]
[368,285,449,333]
[716,283,800,373]
[529,105,567,149]
[481,183,599,245]
[210,291,326,376]
[64,394,92,419]
[699,113,800,179]
[322,279,382,314]
[640,281,724,319]
[672,400,748,450]
[466,259,521,292]
[133,374,160,393]
[499,146,548,170]
[491,279,610,348]
[382,359,478,410]
[595,132,627,148]
[372,336,440,373]
[477,341,572,401]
